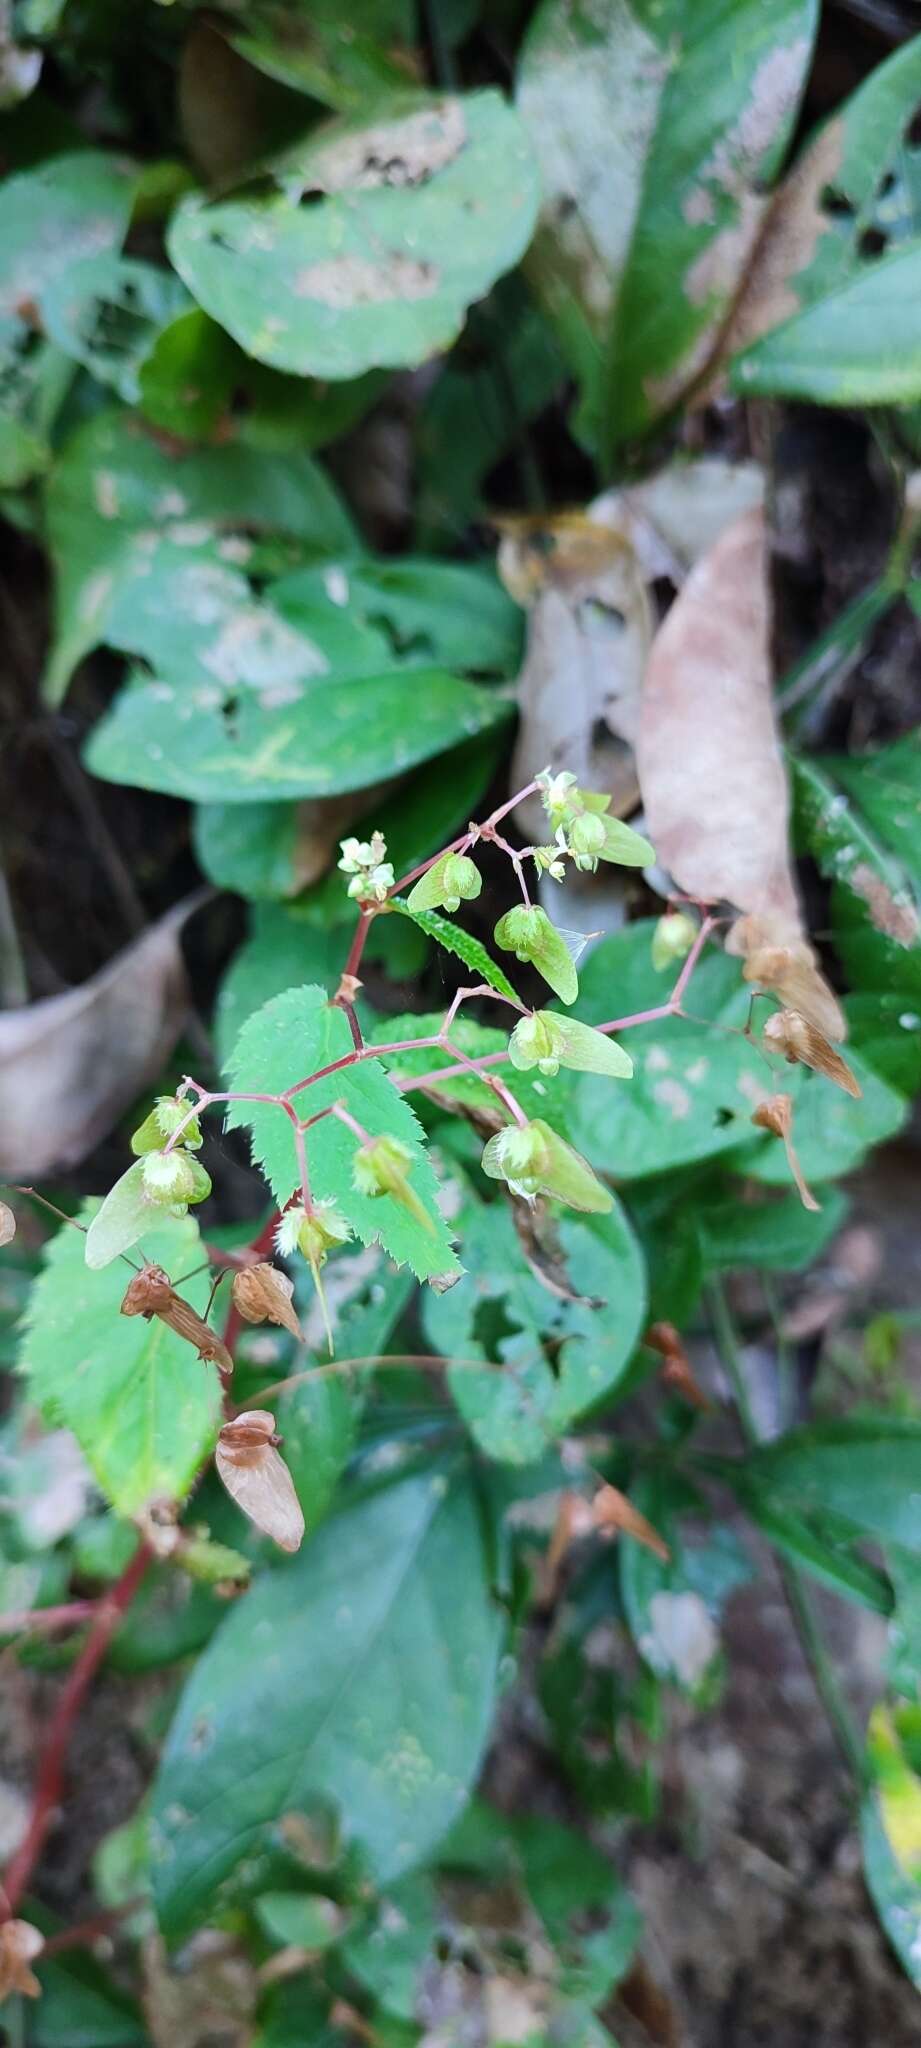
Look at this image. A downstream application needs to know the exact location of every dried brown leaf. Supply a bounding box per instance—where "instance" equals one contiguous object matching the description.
[232,1262,302,1341]
[0,1918,43,2001]
[122,1265,234,1382]
[637,507,801,933]
[0,1200,15,1247]
[498,513,652,843]
[541,1490,596,1598]
[751,1091,820,1212]
[591,1482,670,1561]
[595,457,765,584]
[510,1195,605,1307]
[764,1008,861,1097]
[216,1409,305,1554]
[0,898,200,1178]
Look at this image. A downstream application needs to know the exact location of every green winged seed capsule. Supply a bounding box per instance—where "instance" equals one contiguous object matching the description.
[353,1136,436,1236]
[141,1149,197,1206]
[510,1011,633,1079]
[598,817,655,867]
[407,851,482,915]
[568,811,607,867]
[481,1118,612,1213]
[295,1202,352,1268]
[494,904,578,1005]
[651,911,698,972]
[131,1096,202,1155]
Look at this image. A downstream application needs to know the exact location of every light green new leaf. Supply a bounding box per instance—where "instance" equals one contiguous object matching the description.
[168,91,540,379]
[423,1189,646,1464]
[151,1461,503,1941]
[517,0,817,455]
[225,984,459,1282]
[20,1206,222,1517]
[44,406,356,700]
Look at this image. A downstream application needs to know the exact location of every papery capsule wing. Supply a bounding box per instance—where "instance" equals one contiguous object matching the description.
[215,1439,304,1554]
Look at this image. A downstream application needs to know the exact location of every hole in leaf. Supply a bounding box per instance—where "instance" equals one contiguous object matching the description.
[858,225,888,260]
[472,1293,523,1357]
[819,184,854,219]
[905,106,921,148]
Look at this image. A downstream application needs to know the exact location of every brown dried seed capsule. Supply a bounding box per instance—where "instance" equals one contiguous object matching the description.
[763,1007,861,1098]
[121,1265,233,1381]
[590,1483,670,1561]
[0,1919,44,2001]
[216,1410,305,1554]
[231,1262,302,1341]
[752,1092,819,1213]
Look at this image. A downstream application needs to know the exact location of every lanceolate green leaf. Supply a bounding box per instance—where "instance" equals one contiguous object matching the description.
[20,1207,222,1517]
[518,0,817,456]
[735,1417,921,1554]
[390,899,520,1004]
[225,984,459,1282]
[792,752,921,999]
[168,92,540,379]
[151,1462,503,1941]
[733,243,921,405]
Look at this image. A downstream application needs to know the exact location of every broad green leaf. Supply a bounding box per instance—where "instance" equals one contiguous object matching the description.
[517,0,817,455]
[273,556,523,676]
[88,653,508,805]
[168,92,540,379]
[422,1188,646,1464]
[0,324,73,487]
[734,242,921,404]
[620,1473,749,1692]
[20,1206,222,1517]
[0,149,136,322]
[198,726,504,908]
[225,984,459,1282]
[32,1944,148,2047]
[138,305,384,448]
[390,898,520,1004]
[372,1011,575,1132]
[731,35,921,402]
[720,1472,894,1614]
[793,750,921,1005]
[41,254,189,401]
[697,1187,848,1272]
[225,0,415,111]
[151,1461,503,1941]
[45,406,356,700]
[736,1416,921,1553]
[846,992,921,1099]
[255,1892,345,1951]
[563,925,771,1180]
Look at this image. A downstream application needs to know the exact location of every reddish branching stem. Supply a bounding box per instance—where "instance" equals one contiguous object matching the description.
[2,1539,153,1916]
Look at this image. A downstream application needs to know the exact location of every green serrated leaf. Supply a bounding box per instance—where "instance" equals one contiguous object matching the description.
[151,1461,503,1942]
[168,91,540,379]
[84,1158,166,1268]
[225,984,459,1282]
[390,898,520,1003]
[20,1206,222,1516]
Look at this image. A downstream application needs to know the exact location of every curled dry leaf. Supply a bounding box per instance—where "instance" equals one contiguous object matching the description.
[764,1008,861,1098]
[594,456,765,584]
[510,1194,604,1308]
[121,1265,234,1383]
[498,512,650,843]
[0,1200,15,1247]
[0,897,200,1178]
[751,1092,819,1213]
[637,507,845,1038]
[232,1262,303,1342]
[216,1410,305,1554]
[646,1321,711,1411]
[0,1918,44,2000]
[542,1490,596,1598]
[638,507,799,929]
[591,1482,670,1562]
